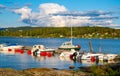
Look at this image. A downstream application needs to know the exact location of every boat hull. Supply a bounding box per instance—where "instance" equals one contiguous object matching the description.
[58,47,80,51]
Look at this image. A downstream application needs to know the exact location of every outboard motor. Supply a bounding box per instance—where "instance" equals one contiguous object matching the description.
[33,49,39,56]
[95,56,99,64]
[77,52,84,62]
[72,52,77,61]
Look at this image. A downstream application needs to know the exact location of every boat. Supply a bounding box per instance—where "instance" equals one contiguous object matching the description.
[59,49,79,60]
[31,45,55,56]
[76,41,118,61]
[0,43,24,51]
[58,41,80,51]
[78,52,103,60]
[58,23,81,51]
[77,52,117,61]
[0,43,24,54]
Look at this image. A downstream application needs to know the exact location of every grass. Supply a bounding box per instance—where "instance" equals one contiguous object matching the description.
[82,64,120,76]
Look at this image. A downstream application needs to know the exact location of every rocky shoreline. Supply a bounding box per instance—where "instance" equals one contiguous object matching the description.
[0,63,120,76]
[0,68,85,76]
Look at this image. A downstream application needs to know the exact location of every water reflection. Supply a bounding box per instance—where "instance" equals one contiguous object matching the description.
[0,49,119,70]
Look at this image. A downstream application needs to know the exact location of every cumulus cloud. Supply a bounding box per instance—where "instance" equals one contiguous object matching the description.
[39,3,67,15]
[14,6,32,19]
[13,3,119,27]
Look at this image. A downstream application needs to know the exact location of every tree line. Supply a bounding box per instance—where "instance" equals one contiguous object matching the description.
[0,26,120,38]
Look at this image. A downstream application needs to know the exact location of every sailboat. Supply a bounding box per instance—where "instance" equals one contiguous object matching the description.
[58,23,81,51]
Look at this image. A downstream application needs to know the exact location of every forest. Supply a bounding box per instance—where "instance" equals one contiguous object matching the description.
[0,26,120,38]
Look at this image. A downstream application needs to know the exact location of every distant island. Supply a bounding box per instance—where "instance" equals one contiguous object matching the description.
[0,26,120,38]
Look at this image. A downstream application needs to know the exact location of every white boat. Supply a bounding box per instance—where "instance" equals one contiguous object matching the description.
[59,49,79,60]
[99,54,117,61]
[77,52,117,61]
[31,45,55,56]
[0,43,24,51]
[58,23,81,51]
[58,41,80,51]
[76,41,118,61]
[79,53,104,60]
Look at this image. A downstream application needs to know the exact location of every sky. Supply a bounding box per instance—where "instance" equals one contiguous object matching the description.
[0,0,120,28]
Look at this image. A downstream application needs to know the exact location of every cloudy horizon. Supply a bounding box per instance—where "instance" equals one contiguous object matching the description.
[0,0,120,28]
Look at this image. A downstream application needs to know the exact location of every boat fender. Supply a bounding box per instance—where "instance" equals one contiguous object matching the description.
[40,52,47,56]
[69,54,73,59]
[78,45,81,48]
[91,56,95,62]
[47,52,52,57]
[27,50,32,55]
[8,48,12,52]
[20,50,24,54]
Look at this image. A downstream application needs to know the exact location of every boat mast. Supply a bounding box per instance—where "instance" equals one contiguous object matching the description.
[98,42,101,53]
[89,40,93,53]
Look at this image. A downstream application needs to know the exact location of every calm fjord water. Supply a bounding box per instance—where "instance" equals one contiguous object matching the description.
[0,37,120,70]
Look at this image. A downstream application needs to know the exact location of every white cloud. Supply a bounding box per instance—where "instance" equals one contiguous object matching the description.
[39,3,67,15]
[13,3,119,27]
[14,6,32,19]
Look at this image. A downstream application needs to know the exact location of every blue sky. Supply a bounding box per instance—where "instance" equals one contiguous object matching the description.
[0,0,120,28]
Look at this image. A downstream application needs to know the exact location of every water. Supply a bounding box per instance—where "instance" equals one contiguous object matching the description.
[0,37,120,70]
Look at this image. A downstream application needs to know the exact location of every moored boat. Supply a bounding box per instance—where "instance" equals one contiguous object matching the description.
[59,49,79,60]
[31,45,55,56]
[58,19,81,51]
[58,41,80,51]
[0,43,24,51]
[77,52,117,61]
[0,43,24,54]
[76,41,118,61]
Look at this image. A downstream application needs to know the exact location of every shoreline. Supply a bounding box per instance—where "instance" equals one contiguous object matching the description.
[0,63,120,76]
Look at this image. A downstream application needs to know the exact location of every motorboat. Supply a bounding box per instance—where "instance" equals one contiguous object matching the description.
[77,52,117,62]
[59,49,79,60]
[78,53,104,60]
[103,54,117,61]
[0,43,24,51]
[0,43,24,54]
[31,45,55,56]
[76,41,118,61]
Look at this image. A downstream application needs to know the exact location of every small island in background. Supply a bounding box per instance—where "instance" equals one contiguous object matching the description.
[0,26,120,38]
